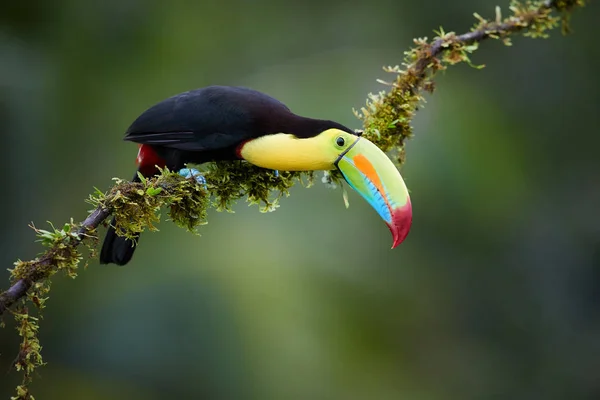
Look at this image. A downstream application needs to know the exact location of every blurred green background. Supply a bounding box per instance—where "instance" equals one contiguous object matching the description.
[1,1,598,399]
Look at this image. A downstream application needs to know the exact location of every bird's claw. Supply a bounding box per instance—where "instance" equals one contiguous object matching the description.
[179,168,207,188]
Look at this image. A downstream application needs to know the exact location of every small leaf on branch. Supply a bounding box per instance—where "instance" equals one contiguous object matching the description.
[146,187,163,196]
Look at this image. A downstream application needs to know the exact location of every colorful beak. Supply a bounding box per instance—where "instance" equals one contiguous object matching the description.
[335,137,412,248]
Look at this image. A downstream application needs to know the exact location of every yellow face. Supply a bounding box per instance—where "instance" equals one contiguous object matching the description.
[239,128,358,171]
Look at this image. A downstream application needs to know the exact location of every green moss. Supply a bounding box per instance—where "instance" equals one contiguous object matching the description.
[204,162,314,212]
[93,177,164,239]
[13,308,44,373]
[11,385,32,400]
[166,174,210,232]
[11,306,45,400]
[85,165,317,237]
[553,0,586,33]
[10,221,83,284]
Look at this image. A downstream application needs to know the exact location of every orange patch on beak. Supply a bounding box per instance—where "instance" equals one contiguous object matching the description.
[353,154,392,208]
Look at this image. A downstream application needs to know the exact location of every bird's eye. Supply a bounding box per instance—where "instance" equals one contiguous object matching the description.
[336,136,345,147]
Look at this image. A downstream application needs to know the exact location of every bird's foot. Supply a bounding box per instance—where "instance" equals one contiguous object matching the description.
[179,168,207,189]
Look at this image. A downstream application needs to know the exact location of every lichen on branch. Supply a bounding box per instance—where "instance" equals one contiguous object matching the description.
[0,0,587,398]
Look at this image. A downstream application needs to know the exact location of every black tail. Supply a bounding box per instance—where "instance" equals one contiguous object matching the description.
[99,172,141,266]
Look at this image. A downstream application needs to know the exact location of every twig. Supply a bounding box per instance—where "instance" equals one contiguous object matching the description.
[416,1,555,74]
[0,208,110,316]
[357,0,584,163]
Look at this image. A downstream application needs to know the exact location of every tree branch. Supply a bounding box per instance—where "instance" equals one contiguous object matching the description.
[356,0,584,163]
[415,0,564,72]
[0,208,110,316]
[0,165,300,316]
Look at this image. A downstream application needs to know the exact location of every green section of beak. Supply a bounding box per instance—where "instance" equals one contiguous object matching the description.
[336,138,412,247]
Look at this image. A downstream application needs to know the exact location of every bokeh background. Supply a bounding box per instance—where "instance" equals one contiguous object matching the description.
[1,1,598,399]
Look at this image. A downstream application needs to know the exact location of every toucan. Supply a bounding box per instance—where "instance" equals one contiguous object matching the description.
[100,86,412,265]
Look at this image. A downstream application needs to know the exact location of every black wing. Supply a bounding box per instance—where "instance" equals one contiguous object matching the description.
[123,86,293,152]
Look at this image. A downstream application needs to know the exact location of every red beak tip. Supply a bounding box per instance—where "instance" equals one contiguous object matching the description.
[388,202,412,249]
[390,234,407,249]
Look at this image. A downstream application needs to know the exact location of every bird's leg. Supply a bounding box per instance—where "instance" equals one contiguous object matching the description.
[273,170,279,178]
[179,167,207,189]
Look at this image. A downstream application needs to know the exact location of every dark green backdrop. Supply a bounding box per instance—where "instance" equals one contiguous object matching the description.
[1,1,598,399]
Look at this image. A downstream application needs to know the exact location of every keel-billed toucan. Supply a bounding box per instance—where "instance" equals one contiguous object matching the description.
[100,86,412,265]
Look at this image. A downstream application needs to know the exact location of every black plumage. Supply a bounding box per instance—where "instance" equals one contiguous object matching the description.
[124,86,353,166]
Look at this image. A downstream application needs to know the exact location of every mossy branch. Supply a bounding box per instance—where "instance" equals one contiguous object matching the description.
[1,166,310,316]
[0,0,586,398]
[0,209,107,314]
[355,0,585,165]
